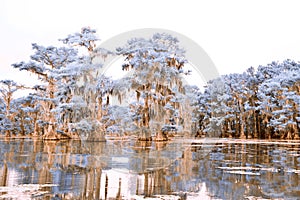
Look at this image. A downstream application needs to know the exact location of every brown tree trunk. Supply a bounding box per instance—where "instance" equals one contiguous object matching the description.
[0,163,8,187]
[33,113,40,137]
[253,111,258,138]
[240,116,246,139]
[43,116,59,140]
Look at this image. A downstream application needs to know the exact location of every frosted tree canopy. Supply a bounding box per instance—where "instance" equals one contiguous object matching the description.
[0,28,299,140]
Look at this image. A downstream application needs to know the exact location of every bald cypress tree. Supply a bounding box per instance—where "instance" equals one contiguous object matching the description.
[198,59,300,139]
[115,33,191,141]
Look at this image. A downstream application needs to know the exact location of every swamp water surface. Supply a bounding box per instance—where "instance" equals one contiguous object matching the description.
[0,138,299,200]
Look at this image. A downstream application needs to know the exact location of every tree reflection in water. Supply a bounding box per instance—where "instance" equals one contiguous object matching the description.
[0,139,299,199]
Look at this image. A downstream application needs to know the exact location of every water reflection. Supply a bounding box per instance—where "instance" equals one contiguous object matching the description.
[0,139,299,199]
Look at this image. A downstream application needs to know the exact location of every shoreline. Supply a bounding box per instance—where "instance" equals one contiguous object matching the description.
[1,135,300,145]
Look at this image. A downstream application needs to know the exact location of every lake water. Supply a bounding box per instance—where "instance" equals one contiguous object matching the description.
[0,138,299,200]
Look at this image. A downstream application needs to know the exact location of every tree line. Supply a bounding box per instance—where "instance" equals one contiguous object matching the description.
[194,59,300,139]
[0,28,299,140]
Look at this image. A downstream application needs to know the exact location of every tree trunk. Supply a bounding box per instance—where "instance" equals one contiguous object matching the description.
[33,115,40,137]
[97,97,102,121]
[239,119,246,139]
[238,98,246,139]
[19,117,25,136]
[138,128,152,141]
[43,116,60,140]
[0,163,8,186]
[253,111,258,138]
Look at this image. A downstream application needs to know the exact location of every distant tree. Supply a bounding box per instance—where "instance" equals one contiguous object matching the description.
[202,77,228,137]
[199,59,300,139]
[0,80,30,137]
[185,85,209,137]
[259,69,300,139]
[256,60,300,139]
[242,67,260,138]
[11,95,36,136]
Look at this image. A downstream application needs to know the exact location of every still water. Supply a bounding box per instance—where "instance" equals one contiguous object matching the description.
[0,138,299,200]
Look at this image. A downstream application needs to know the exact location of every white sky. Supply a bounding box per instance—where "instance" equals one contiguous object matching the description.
[1,0,300,86]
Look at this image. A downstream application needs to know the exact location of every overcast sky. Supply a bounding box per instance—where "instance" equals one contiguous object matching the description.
[1,0,300,85]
